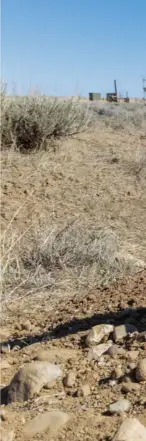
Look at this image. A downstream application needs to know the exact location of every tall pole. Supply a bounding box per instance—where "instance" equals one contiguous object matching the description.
[114,80,118,101]
[143,79,146,100]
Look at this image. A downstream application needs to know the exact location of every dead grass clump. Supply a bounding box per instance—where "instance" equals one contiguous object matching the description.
[1,220,144,306]
[1,90,91,152]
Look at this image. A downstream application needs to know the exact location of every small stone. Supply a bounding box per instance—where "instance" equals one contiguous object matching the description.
[88,341,113,360]
[7,361,62,403]
[109,399,131,414]
[136,358,146,382]
[0,427,14,441]
[113,417,146,441]
[1,345,11,354]
[113,324,137,342]
[23,410,69,439]
[112,367,123,379]
[121,382,140,393]
[122,375,131,383]
[109,380,117,387]
[63,371,76,388]
[98,357,105,367]
[21,320,32,332]
[107,345,119,358]
[77,384,91,397]
[128,362,136,371]
[12,345,20,352]
[85,324,114,347]
[128,351,139,362]
[0,410,7,421]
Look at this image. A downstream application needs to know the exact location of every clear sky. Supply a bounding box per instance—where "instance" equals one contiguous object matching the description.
[2,0,146,97]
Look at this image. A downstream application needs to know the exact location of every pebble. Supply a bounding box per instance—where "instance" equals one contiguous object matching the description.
[77,384,91,397]
[121,382,140,393]
[88,341,113,360]
[136,358,146,382]
[128,351,139,362]
[0,410,7,421]
[113,417,146,441]
[127,362,136,371]
[113,324,137,342]
[1,345,11,354]
[109,399,131,414]
[21,320,32,332]
[63,371,76,388]
[12,345,21,352]
[112,366,123,379]
[85,324,114,347]
[107,345,119,358]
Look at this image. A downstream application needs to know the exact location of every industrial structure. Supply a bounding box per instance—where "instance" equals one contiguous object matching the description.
[106,80,118,102]
[88,80,132,103]
[143,79,146,100]
[89,92,101,101]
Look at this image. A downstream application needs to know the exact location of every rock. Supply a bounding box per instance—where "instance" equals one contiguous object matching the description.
[0,409,7,421]
[136,358,146,382]
[7,361,62,403]
[107,345,119,358]
[85,324,114,347]
[63,371,76,388]
[34,349,57,363]
[121,382,140,393]
[128,351,139,362]
[113,324,137,342]
[0,427,14,441]
[109,380,117,387]
[12,345,20,352]
[77,384,91,397]
[113,417,146,441]
[21,320,32,332]
[0,360,10,370]
[112,367,123,379]
[127,362,136,371]
[23,410,69,439]
[1,345,11,354]
[88,341,113,360]
[109,399,131,414]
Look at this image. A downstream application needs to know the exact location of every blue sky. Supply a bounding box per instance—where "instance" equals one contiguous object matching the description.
[2,0,146,97]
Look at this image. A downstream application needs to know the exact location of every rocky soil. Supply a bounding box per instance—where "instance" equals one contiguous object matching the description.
[1,270,146,440]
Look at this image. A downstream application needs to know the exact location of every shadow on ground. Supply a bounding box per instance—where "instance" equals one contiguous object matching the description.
[1,307,146,351]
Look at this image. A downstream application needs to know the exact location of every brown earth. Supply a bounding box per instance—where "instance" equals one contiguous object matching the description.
[1,124,146,439]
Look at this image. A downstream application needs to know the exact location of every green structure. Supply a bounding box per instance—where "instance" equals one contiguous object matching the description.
[89,92,101,101]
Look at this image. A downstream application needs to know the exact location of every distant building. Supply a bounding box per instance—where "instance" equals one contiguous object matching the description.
[89,93,101,101]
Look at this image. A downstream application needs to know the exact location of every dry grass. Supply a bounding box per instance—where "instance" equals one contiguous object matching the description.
[1,217,145,307]
[1,90,146,308]
[89,101,146,132]
[1,87,91,152]
[1,83,146,152]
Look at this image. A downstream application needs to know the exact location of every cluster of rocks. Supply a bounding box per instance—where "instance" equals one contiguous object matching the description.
[0,321,146,440]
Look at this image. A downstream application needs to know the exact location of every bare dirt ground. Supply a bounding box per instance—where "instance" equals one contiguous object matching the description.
[1,122,146,440]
